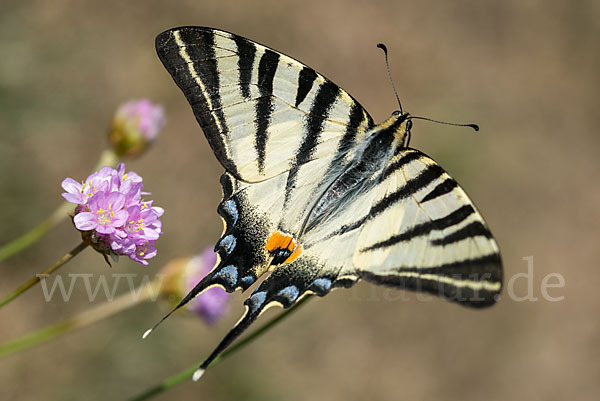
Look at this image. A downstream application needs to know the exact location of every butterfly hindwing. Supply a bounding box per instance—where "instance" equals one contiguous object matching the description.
[210,169,363,293]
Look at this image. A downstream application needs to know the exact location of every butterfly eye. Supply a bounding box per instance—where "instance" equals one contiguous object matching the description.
[406,120,413,130]
[392,110,401,116]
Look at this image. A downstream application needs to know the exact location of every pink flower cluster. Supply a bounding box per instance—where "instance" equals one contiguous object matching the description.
[61,163,163,265]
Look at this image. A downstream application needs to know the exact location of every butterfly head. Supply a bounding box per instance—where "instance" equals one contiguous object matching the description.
[383,110,413,147]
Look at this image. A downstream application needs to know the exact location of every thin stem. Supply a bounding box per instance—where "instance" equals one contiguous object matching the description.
[0,279,159,358]
[127,294,313,401]
[0,241,88,308]
[0,202,73,263]
[0,149,118,263]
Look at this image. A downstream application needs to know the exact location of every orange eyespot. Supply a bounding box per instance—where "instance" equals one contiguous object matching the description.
[285,245,303,263]
[265,231,291,252]
[265,231,302,264]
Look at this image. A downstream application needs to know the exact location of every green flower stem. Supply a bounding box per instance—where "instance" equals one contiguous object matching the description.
[0,201,73,263]
[128,294,313,401]
[0,241,88,308]
[92,149,120,174]
[0,149,118,263]
[0,278,159,358]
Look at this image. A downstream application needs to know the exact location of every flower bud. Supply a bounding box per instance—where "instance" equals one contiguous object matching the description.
[108,99,165,158]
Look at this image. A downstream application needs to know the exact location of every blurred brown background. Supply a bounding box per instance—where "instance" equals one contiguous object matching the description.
[1,0,598,400]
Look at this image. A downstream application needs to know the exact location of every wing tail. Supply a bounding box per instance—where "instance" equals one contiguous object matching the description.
[195,256,349,372]
[142,270,221,338]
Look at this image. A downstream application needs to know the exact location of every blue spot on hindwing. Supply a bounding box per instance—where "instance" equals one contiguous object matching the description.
[311,278,332,293]
[247,291,267,313]
[218,234,236,254]
[240,275,255,287]
[277,285,299,302]
[212,265,238,287]
[222,199,238,224]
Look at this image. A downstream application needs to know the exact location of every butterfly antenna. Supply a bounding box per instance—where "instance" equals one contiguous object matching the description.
[377,43,403,113]
[411,116,479,132]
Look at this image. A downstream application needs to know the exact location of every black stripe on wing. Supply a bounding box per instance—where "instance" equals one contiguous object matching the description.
[328,159,447,239]
[171,29,229,146]
[395,254,502,281]
[421,178,458,202]
[158,27,377,184]
[339,104,372,151]
[329,216,369,238]
[284,80,341,204]
[295,67,318,107]
[359,253,502,307]
[370,164,446,216]
[381,150,423,181]
[156,28,240,178]
[255,50,280,173]
[321,103,373,181]
[232,36,256,99]
[327,150,465,240]
[360,205,475,252]
[323,150,432,239]
[431,221,492,246]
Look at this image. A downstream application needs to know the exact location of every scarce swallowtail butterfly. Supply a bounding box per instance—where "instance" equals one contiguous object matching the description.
[147,26,503,379]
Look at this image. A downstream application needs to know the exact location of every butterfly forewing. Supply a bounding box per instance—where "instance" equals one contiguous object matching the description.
[156,27,373,182]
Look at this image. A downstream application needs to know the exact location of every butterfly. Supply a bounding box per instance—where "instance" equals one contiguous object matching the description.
[147,26,503,380]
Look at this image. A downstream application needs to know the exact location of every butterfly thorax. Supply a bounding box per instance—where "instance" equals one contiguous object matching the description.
[299,112,412,236]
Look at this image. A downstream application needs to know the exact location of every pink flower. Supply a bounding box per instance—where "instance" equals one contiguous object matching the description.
[131,240,158,266]
[62,163,163,265]
[74,191,128,234]
[61,168,112,206]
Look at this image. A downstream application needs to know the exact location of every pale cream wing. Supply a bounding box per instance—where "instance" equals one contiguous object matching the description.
[354,149,502,306]
[156,26,373,183]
